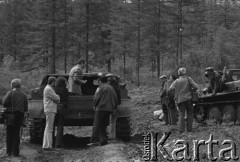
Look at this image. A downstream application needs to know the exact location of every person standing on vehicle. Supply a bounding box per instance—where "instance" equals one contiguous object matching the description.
[205,67,223,95]
[170,68,198,132]
[164,74,177,126]
[54,77,68,148]
[89,75,118,146]
[42,77,60,150]
[159,75,169,125]
[2,78,28,157]
[68,59,87,95]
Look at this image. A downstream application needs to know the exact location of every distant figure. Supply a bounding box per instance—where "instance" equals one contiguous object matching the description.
[89,75,118,146]
[42,77,60,150]
[170,68,198,133]
[159,75,169,125]
[163,74,177,126]
[205,67,223,95]
[54,77,68,148]
[2,78,28,157]
[68,59,87,95]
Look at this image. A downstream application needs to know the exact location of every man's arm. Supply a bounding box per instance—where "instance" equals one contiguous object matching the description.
[24,94,28,112]
[2,91,11,108]
[112,89,118,109]
[94,87,102,108]
[189,77,199,91]
[73,70,87,85]
[46,88,60,103]
[160,82,167,98]
[169,80,176,90]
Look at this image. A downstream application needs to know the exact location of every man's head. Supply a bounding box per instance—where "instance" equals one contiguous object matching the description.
[205,67,215,80]
[106,73,117,84]
[169,74,177,81]
[178,67,187,76]
[48,77,56,87]
[99,75,108,84]
[11,78,21,89]
[159,75,167,83]
[77,59,86,69]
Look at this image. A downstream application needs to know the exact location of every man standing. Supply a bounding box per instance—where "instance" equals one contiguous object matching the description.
[2,78,28,157]
[42,77,60,150]
[170,68,198,133]
[106,74,121,139]
[68,59,87,95]
[159,75,168,125]
[164,74,177,126]
[89,75,118,146]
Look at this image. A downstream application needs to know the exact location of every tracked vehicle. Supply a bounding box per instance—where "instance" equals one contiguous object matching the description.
[194,69,240,123]
[24,73,131,144]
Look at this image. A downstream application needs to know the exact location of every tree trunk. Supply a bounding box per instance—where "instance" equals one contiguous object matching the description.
[85,2,89,73]
[136,0,141,87]
[52,0,56,74]
[156,0,161,77]
[64,0,68,73]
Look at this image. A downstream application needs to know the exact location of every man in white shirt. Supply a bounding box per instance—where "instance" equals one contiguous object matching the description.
[42,77,60,150]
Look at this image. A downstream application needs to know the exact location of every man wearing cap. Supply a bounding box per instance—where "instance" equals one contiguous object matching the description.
[205,67,223,95]
[68,59,87,95]
[159,75,169,125]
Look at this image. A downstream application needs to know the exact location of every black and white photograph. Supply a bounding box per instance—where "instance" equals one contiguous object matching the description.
[0,0,240,161]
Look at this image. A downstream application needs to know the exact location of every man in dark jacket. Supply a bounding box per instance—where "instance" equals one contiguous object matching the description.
[2,78,28,157]
[159,75,169,125]
[89,75,118,146]
[106,74,121,139]
[205,67,223,95]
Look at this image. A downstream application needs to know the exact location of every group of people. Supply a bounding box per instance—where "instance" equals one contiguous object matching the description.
[2,58,121,157]
[159,67,198,133]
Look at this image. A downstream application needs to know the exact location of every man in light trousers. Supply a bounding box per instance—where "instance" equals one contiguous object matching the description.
[42,77,60,150]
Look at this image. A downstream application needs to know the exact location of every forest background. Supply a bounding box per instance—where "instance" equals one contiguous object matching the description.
[0,0,240,94]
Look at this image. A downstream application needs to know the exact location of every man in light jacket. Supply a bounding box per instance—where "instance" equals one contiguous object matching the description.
[170,67,198,132]
[42,77,60,150]
[68,59,87,95]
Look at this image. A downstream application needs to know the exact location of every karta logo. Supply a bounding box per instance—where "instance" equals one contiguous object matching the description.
[142,132,239,161]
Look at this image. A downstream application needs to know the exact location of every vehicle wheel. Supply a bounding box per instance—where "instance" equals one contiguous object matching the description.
[29,118,45,144]
[194,105,205,123]
[116,117,131,142]
[236,104,240,124]
[208,106,222,123]
[222,104,236,123]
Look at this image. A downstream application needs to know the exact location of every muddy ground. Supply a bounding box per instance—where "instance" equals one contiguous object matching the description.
[1,86,240,162]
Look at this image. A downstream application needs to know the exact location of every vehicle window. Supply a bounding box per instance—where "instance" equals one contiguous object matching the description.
[93,79,100,85]
[231,71,240,81]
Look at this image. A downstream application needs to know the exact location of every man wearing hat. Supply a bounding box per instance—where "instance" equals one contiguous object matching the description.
[159,75,169,125]
[205,67,222,95]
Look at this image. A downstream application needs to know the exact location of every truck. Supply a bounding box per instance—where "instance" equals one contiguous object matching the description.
[194,69,240,124]
[14,72,131,144]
